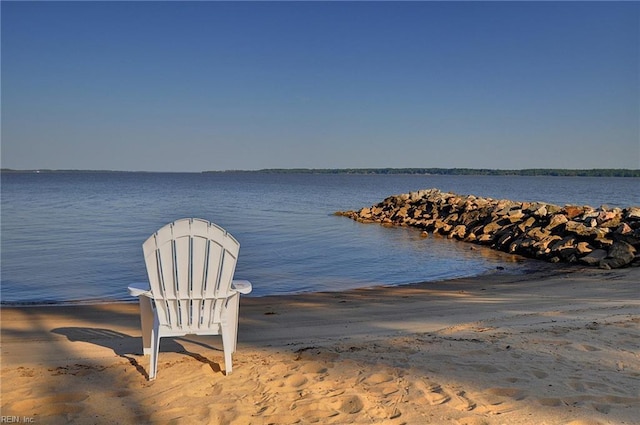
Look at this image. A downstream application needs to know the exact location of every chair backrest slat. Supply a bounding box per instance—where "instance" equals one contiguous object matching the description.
[142,218,241,329]
[191,236,209,298]
[218,249,238,298]
[204,241,223,298]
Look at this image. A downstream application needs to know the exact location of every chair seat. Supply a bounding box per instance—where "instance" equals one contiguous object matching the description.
[128,279,252,297]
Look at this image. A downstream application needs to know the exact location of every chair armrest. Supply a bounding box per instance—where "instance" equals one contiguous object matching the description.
[231,279,253,295]
[128,282,152,297]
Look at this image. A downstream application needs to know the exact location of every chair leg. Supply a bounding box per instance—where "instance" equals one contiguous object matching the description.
[149,329,160,381]
[139,296,153,355]
[221,323,234,375]
[225,294,240,354]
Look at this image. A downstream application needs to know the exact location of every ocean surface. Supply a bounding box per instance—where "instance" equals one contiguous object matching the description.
[2,172,638,304]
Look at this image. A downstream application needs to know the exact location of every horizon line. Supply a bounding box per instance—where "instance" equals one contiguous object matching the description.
[2,167,639,175]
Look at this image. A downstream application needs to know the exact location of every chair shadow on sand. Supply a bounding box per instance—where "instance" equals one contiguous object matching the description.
[51,327,223,379]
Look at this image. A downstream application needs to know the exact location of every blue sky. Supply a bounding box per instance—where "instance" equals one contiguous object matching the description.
[2,1,638,171]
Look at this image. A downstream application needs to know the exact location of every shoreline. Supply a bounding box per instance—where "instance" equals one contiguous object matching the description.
[0,260,557,308]
[0,254,549,307]
[2,266,639,424]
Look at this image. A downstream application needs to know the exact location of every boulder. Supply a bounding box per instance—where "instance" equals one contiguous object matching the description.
[625,207,640,220]
[526,227,551,241]
[517,216,537,232]
[550,236,577,252]
[576,241,593,254]
[451,225,467,239]
[598,210,618,224]
[507,209,525,222]
[433,220,452,233]
[482,220,503,235]
[616,222,633,234]
[612,225,640,246]
[580,249,608,265]
[563,205,584,219]
[477,234,494,243]
[359,207,372,219]
[546,214,569,230]
[535,234,562,251]
[600,217,622,228]
[565,221,603,238]
[599,241,637,269]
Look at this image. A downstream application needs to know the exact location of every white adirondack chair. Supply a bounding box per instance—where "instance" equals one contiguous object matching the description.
[128,218,252,380]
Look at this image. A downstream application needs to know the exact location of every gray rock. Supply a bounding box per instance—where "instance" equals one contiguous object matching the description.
[599,241,637,269]
[580,249,607,265]
[626,207,640,220]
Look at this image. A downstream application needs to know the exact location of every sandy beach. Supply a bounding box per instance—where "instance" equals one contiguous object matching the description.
[1,265,638,425]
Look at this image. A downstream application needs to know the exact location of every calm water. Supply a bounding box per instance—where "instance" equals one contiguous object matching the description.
[1,172,638,304]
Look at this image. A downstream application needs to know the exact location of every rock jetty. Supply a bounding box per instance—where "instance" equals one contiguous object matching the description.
[336,189,640,269]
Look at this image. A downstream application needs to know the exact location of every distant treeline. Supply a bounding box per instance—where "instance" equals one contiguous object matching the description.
[210,168,640,177]
[1,169,139,174]
[4,168,639,177]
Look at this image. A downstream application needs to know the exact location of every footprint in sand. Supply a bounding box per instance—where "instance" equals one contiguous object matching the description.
[336,395,364,414]
[269,363,291,376]
[537,397,563,407]
[362,372,400,397]
[583,380,609,391]
[415,381,451,405]
[529,369,548,379]
[579,344,601,352]
[285,374,308,388]
[363,372,394,385]
[568,380,587,392]
[485,387,526,400]
[299,361,327,374]
[475,401,520,415]
[603,395,640,404]
[473,387,525,415]
[451,390,477,412]
[414,380,476,411]
[591,403,611,414]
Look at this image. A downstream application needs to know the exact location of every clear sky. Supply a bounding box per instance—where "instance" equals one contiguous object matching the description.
[2,1,638,172]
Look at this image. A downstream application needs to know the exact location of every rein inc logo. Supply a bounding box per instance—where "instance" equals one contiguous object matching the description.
[0,418,35,423]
